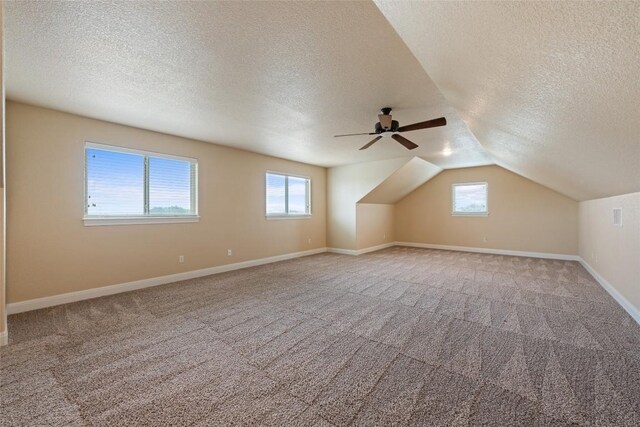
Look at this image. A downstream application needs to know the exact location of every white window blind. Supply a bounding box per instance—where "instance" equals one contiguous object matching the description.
[85,144,197,221]
[452,182,488,215]
[266,172,311,217]
[148,156,197,215]
[86,148,145,216]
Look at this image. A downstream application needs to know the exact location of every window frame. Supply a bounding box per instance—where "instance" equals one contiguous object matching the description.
[83,142,199,226]
[451,182,489,217]
[265,171,312,219]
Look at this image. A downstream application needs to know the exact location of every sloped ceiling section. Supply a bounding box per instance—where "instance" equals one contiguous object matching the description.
[375,1,640,201]
[359,157,441,204]
[5,1,492,169]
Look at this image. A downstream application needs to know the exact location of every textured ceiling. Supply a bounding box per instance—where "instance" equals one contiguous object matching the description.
[7,1,638,200]
[375,1,640,200]
[4,0,491,169]
[359,157,441,204]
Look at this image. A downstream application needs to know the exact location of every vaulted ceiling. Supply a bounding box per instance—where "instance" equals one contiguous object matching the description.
[5,1,639,200]
[375,1,640,200]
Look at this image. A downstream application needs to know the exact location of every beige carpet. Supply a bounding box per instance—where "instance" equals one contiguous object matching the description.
[1,247,639,426]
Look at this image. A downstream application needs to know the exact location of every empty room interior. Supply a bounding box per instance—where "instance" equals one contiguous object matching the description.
[1,1,639,426]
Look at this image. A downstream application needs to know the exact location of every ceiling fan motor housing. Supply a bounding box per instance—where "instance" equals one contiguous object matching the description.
[375,120,400,133]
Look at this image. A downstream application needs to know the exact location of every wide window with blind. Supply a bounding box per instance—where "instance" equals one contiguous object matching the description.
[265,172,311,218]
[452,182,488,216]
[84,143,198,225]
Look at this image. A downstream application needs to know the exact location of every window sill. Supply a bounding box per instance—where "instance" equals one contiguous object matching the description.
[452,212,489,217]
[83,215,200,226]
[266,215,312,221]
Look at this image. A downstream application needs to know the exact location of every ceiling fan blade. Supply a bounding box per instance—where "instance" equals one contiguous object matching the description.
[334,132,376,138]
[359,136,382,150]
[392,134,419,150]
[397,117,447,133]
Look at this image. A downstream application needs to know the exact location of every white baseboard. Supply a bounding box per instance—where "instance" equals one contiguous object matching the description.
[358,242,396,254]
[6,247,328,315]
[327,247,359,256]
[395,241,580,261]
[7,242,637,329]
[578,258,640,325]
[327,242,395,256]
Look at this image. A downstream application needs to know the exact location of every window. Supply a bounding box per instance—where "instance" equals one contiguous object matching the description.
[265,172,311,217]
[452,182,488,216]
[84,143,197,225]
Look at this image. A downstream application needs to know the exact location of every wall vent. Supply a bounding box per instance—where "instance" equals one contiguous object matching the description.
[613,208,622,227]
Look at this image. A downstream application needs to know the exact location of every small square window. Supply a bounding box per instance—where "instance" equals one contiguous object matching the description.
[265,172,311,217]
[452,182,488,216]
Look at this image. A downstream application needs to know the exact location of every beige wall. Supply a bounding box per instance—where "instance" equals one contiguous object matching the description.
[579,192,640,314]
[395,165,579,255]
[6,102,326,303]
[327,157,407,250]
[356,203,394,250]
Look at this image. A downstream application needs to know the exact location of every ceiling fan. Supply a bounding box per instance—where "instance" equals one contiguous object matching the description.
[334,107,446,150]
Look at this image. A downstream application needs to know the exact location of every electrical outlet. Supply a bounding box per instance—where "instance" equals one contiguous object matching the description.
[483,236,488,243]
[383,233,387,240]
[308,237,312,245]
[227,249,232,256]
[178,255,184,263]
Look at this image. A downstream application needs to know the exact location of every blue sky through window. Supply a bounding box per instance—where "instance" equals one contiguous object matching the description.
[266,173,309,215]
[266,173,286,214]
[86,148,144,215]
[288,176,307,214]
[86,147,194,216]
[149,157,193,215]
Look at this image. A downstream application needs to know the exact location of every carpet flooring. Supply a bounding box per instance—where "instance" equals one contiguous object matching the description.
[1,247,640,426]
